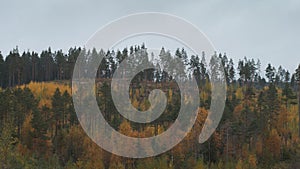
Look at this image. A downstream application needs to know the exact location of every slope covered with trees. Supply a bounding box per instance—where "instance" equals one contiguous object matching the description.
[0,45,300,169]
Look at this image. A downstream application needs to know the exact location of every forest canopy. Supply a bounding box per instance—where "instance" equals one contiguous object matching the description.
[0,45,300,169]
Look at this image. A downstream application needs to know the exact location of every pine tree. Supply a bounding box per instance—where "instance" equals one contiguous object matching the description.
[265,63,276,83]
[238,57,257,83]
[30,51,40,82]
[31,108,48,155]
[295,64,300,136]
[282,71,295,109]
[5,48,22,87]
[52,88,63,136]
[266,83,280,129]
[0,52,4,86]
[62,90,71,128]
[39,48,54,81]
[66,47,80,79]
[55,50,67,80]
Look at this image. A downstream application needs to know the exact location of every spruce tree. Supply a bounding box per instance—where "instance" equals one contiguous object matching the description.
[296,64,300,136]
[52,88,63,136]
[0,52,4,86]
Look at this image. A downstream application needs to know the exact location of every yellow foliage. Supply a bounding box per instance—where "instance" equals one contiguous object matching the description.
[132,98,140,110]
[20,81,71,108]
[242,144,249,159]
[266,129,281,159]
[195,108,208,131]
[119,120,133,136]
[143,126,155,137]
[235,159,243,169]
[235,88,244,100]
[248,154,257,169]
[67,126,104,169]
[168,89,173,102]
[276,107,289,135]
[255,138,263,157]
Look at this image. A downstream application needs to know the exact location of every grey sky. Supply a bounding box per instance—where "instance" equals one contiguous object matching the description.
[0,0,299,72]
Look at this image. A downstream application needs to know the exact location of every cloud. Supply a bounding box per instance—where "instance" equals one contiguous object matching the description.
[0,0,299,71]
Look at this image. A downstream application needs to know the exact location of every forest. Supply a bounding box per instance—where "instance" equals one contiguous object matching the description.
[0,44,300,169]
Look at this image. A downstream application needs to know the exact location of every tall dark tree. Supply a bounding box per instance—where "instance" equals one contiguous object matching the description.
[55,50,67,80]
[15,87,37,138]
[266,83,280,129]
[21,51,32,84]
[282,71,296,109]
[66,47,80,79]
[0,52,4,86]
[98,50,109,78]
[265,63,276,83]
[62,90,71,128]
[228,58,235,83]
[31,108,48,148]
[189,55,201,84]
[107,50,117,78]
[5,48,22,87]
[296,64,300,136]
[200,53,208,83]
[40,48,54,81]
[52,88,63,137]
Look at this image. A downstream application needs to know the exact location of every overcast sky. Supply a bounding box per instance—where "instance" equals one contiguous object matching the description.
[0,0,299,72]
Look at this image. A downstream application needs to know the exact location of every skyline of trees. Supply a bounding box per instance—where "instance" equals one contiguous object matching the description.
[0,45,299,89]
[0,44,300,168]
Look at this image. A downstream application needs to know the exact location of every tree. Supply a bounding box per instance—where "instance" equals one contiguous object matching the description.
[108,50,117,78]
[265,129,281,161]
[200,53,208,84]
[248,154,257,169]
[0,120,20,169]
[265,63,276,83]
[31,108,48,156]
[235,159,243,169]
[296,64,300,136]
[282,71,295,109]
[5,47,22,87]
[61,90,72,128]
[31,109,47,138]
[276,65,285,85]
[55,50,67,80]
[21,51,32,84]
[228,58,235,83]
[99,50,109,78]
[238,57,257,83]
[0,52,4,86]
[52,88,63,137]
[30,51,40,82]
[189,55,201,84]
[66,47,80,79]
[159,47,173,81]
[14,87,37,138]
[266,83,280,129]
[39,48,55,81]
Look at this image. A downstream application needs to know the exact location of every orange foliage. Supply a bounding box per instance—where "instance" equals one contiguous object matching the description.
[265,129,281,159]
[248,154,257,169]
[20,81,71,108]
[255,137,263,157]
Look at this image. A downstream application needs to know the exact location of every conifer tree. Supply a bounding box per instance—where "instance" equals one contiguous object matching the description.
[52,88,63,136]
[296,64,300,136]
